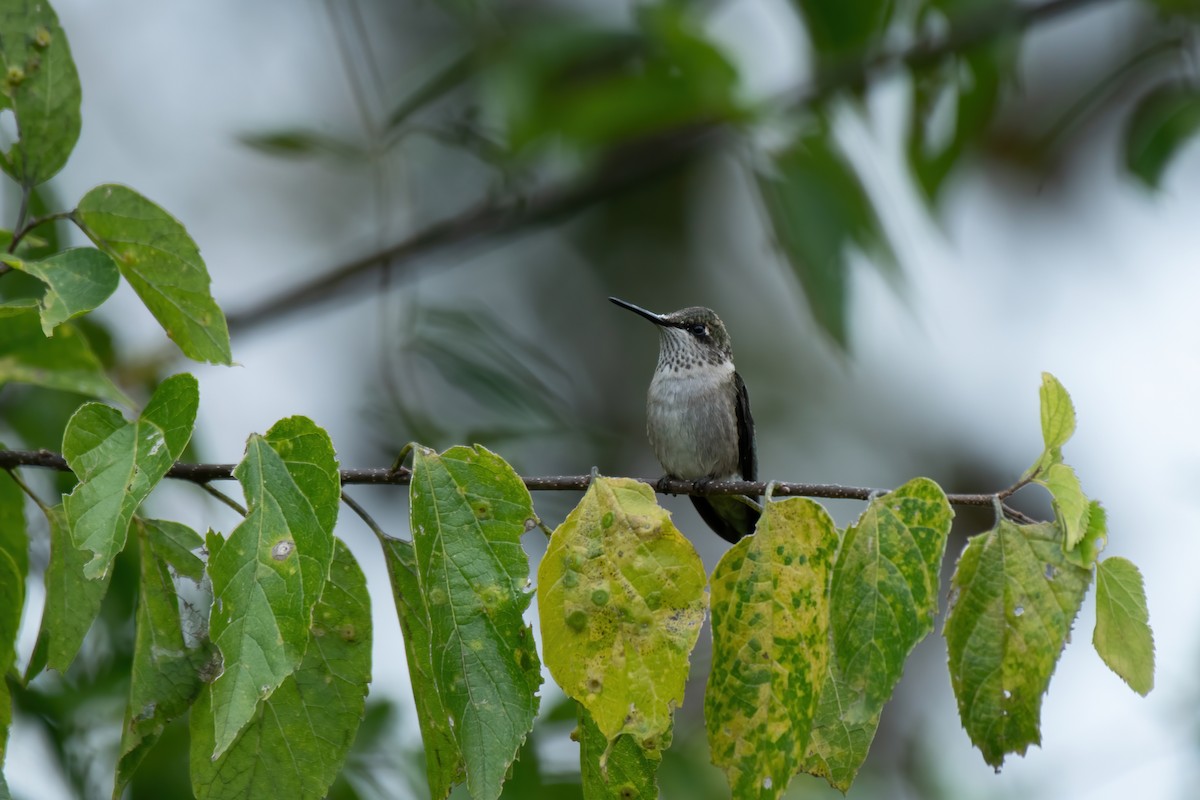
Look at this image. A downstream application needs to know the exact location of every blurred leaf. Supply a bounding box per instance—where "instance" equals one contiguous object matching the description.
[1093,556,1154,696]
[943,520,1091,768]
[26,504,112,677]
[707,498,838,799]
[492,7,740,155]
[62,373,198,579]
[0,0,82,185]
[385,49,477,133]
[4,248,120,334]
[74,184,232,365]
[0,307,128,405]
[578,703,660,800]
[538,477,705,750]
[1124,82,1200,188]
[908,1,1016,199]
[410,445,541,800]
[205,417,339,759]
[803,478,952,791]
[240,129,362,160]
[192,539,371,800]
[380,536,464,800]
[792,0,893,62]
[756,125,895,347]
[115,519,215,798]
[1148,0,1200,18]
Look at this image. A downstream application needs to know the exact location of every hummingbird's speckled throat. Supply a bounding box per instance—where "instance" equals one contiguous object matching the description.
[609,297,761,543]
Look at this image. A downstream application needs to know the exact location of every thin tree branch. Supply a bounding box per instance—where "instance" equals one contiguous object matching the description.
[0,447,1032,514]
[200,483,247,516]
[223,0,1120,336]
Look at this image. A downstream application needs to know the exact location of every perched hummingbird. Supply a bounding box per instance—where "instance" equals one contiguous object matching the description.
[609,297,760,543]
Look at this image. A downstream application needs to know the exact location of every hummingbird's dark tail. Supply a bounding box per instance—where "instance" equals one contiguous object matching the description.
[691,494,761,544]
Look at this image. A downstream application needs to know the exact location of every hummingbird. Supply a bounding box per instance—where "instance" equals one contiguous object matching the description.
[609,297,760,543]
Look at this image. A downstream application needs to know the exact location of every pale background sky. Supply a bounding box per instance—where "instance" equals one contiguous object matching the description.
[5,0,1198,798]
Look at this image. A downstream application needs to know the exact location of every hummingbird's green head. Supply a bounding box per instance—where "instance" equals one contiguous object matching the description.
[609,297,734,367]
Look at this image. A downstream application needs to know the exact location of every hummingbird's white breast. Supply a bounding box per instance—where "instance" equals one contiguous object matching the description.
[645,357,740,480]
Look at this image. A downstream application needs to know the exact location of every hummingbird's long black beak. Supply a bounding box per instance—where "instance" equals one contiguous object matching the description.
[609,297,669,327]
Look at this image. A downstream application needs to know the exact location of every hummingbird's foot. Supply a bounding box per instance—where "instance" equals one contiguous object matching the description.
[655,474,675,495]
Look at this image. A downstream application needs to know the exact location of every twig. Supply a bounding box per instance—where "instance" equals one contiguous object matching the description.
[200,483,247,516]
[0,447,1035,515]
[224,0,1120,335]
[341,490,393,540]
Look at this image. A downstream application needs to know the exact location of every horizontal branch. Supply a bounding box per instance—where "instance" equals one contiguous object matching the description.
[225,0,1117,335]
[0,448,1009,510]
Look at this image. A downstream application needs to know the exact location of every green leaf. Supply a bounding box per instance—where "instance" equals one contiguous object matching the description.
[1023,373,1090,550]
[5,248,120,334]
[1093,557,1154,696]
[0,307,128,405]
[0,468,28,774]
[578,703,661,800]
[1064,500,1107,569]
[114,519,216,798]
[192,539,372,800]
[74,184,232,365]
[63,373,198,579]
[538,476,706,751]
[0,467,27,675]
[756,126,895,347]
[380,536,464,800]
[0,0,82,185]
[1038,372,1076,456]
[791,0,893,61]
[410,444,541,800]
[26,504,112,677]
[801,479,952,790]
[205,417,339,758]
[1039,463,1090,550]
[1124,83,1200,188]
[706,497,838,799]
[943,520,1091,768]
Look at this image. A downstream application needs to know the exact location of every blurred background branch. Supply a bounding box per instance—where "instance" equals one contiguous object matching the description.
[224,0,1124,337]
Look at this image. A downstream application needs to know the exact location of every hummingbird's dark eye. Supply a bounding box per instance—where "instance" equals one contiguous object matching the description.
[689,324,708,338]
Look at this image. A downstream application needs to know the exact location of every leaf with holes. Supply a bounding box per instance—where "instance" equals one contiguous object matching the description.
[944,520,1091,768]
[707,497,838,799]
[538,476,706,754]
[0,0,82,186]
[410,444,541,800]
[63,373,198,579]
[204,417,338,759]
[1094,557,1154,696]
[192,539,371,800]
[75,184,231,365]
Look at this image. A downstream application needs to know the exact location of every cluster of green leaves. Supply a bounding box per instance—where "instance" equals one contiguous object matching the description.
[0,1,1163,799]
